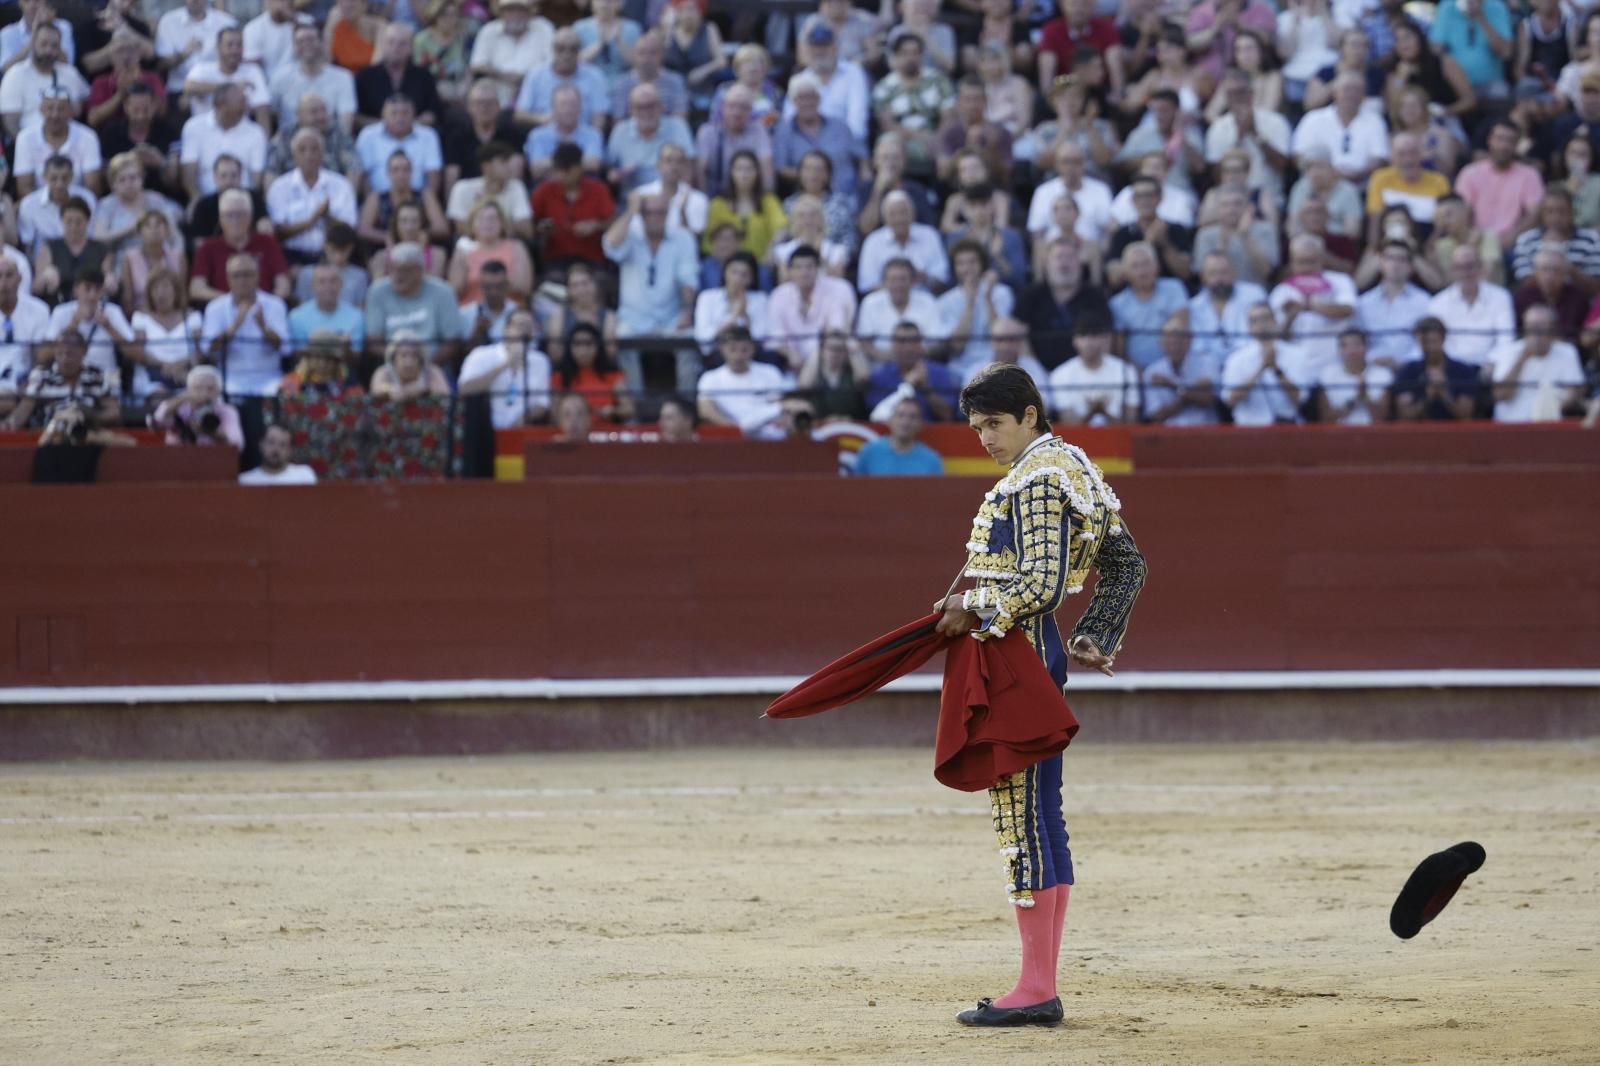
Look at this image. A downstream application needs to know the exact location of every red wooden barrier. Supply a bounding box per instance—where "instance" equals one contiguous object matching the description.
[1,463,1596,687]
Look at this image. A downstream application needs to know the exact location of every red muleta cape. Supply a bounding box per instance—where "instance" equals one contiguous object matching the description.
[766,613,1080,792]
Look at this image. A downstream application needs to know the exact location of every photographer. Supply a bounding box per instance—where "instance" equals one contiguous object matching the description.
[29,401,135,484]
[147,365,245,449]
[4,333,119,430]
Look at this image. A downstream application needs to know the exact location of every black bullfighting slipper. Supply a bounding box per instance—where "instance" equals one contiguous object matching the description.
[955,996,1064,1027]
[1390,841,1487,940]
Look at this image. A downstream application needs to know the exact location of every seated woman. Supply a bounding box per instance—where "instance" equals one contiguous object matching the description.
[702,150,788,261]
[371,331,451,399]
[412,0,477,107]
[127,268,201,401]
[447,201,534,305]
[148,365,244,449]
[90,153,182,257]
[694,251,770,352]
[554,322,633,423]
[784,151,858,256]
[358,151,450,249]
[279,331,363,398]
[662,0,727,111]
[328,0,385,74]
[796,328,869,422]
[118,210,187,315]
[939,152,1014,237]
[1204,29,1282,121]
[543,261,618,365]
[1353,206,1445,291]
[369,201,449,282]
[33,198,112,306]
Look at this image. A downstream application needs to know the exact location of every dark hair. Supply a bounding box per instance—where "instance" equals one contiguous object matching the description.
[477,140,517,164]
[479,259,508,277]
[960,363,1051,434]
[958,75,985,94]
[552,141,584,171]
[892,30,924,52]
[882,256,915,279]
[723,250,759,284]
[658,394,696,424]
[1231,27,1279,71]
[75,265,105,288]
[1148,88,1180,108]
[948,238,989,271]
[799,149,834,184]
[1130,175,1160,196]
[1413,315,1446,335]
[724,148,766,198]
[556,322,617,387]
[787,243,820,267]
[62,196,92,219]
[1074,311,1113,337]
[44,153,72,173]
[124,81,156,99]
[1338,326,1366,343]
[325,220,356,249]
[1157,23,1186,48]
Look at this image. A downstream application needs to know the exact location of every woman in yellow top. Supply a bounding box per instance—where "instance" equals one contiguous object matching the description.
[702,150,788,262]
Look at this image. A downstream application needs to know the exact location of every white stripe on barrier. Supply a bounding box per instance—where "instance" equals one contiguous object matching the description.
[0,669,1597,705]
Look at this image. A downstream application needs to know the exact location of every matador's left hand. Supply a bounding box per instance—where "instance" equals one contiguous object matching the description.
[1069,635,1115,676]
[933,594,979,638]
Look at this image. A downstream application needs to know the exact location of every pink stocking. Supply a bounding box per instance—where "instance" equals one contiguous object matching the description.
[992,886,1060,1008]
[1051,884,1071,978]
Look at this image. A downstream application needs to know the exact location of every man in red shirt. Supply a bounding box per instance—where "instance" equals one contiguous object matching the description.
[531,141,617,269]
[190,188,292,304]
[1037,0,1124,98]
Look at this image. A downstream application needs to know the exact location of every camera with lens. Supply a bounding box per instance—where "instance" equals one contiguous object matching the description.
[193,405,222,437]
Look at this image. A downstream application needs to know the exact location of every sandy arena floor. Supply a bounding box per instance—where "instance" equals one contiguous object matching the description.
[2,741,1598,1065]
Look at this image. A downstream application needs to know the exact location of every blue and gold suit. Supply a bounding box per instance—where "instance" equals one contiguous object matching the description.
[959,434,1147,907]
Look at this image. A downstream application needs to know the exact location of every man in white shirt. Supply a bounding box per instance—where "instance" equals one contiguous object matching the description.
[469,0,554,109]
[1142,310,1220,426]
[857,257,945,361]
[0,22,88,136]
[269,22,356,133]
[1268,234,1359,378]
[1204,68,1292,200]
[1488,305,1586,423]
[857,190,950,293]
[200,253,288,397]
[12,88,100,196]
[696,325,792,436]
[446,141,533,241]
[181,83,269,196]
[185,25,271,125]
[631,143,707,238]
[1290,71,1389,183]
[156,0,235,94]
[972,317,1050,390]
[1047,316,1139,426]
[1026,140,1115,245]
[1188,251,1266,365]
[242,0,296,82]
[1425,245,1516,367]
[1223,303,1312,426]
[0,1,75,69]
[458,308,552,428]
[783,24,871,145]
[17,155,95,252]
[239,423,318,484]
[0,255,52,400]
[47,267,135,378]
[267,127,358,262]
[1357,241,1431,368]
[1317,328,1394,425]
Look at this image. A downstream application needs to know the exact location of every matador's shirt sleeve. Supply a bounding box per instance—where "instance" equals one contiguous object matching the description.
[1069,518,1147,658]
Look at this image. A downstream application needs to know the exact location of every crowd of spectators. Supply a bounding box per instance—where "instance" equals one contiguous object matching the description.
[0,0,1597,482]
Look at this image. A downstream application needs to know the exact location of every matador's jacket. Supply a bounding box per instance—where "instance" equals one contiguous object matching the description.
[959,432,1147,907]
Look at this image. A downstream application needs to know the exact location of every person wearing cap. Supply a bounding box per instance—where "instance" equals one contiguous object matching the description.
[269,22,357,135]
[514,27,611,132]
[786,22,871,147]
[469,0,554,109]
[14,89,101,197]
[86,27,166,130]
[1391,317,1480,420]
[774,72,865,199]
[278,328,360,398]
[184,26,273,128]
[354,93,443,198]
[242,0,297,83]
[0,22,89,137]
[798,0,882,70]
[356,23,442,128]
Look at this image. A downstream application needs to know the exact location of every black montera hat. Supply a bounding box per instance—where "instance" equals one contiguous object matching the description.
[1389,841,1486,940]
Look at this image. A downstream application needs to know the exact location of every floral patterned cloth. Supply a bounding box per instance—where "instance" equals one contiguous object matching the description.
[275,395,463,480]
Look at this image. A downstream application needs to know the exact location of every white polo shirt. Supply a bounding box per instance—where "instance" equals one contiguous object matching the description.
[156,6,237,92]
[1425,283,1516,367]
[0,293,53,395]
[242,13,296,81]
[1268,270,1360,378]
[1048,354,1139,425]
[1489,339,1584,423]
[460,341,553,429]
[1291,105,1390,177]
[266,167,359,256]
[1222,340,1313,425]
[855,287,945,350]
[1026,174,1115,244]
[1317,361,1395,425]
[185,60,272,115]
[180,112,269,194]
[12,121,101,186]
[855,223,951,292]
[0,61,90,130]
[468,18,555,106]
[199,290,290,397]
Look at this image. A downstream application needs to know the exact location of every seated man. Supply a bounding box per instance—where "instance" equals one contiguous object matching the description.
[355,23,441,127]
[1268,234,1359,379]
[1488,304,1586,422]
[188,153,270,242]
[200,252,289,401]
[446,141,533,241]
[857,257,944,363]
[183,25,271,128]
[458,309,552,428]
[514,28,610,131]
[857,190,949,293]
[292,222,366,307]
[854,395,944,475]
[289,261,365,350]
[266,127,359,267]
[363,243,465,367]
[864,321,958,421]
[192,188,292,303]
[526,84,605,182]
[239,422,318,484]
[603,82,691,192]
[603,189,700,395]
[1222,303,1312,426]
[14,88,102,197]
[46,267,134,378]
[2,331,118,430]
[179,83,269,200]
[1141,310,1220,426]
[468,0,554,109]
[1316,328,1394,425]
[460,260,520,348]
[696,325,792,437]
[531,142,617,269]
[767,244,858,369]
[353,93,443,199]
[1047,315,1138,426]
[1391,317,1480,421]
[17,154,97,253]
